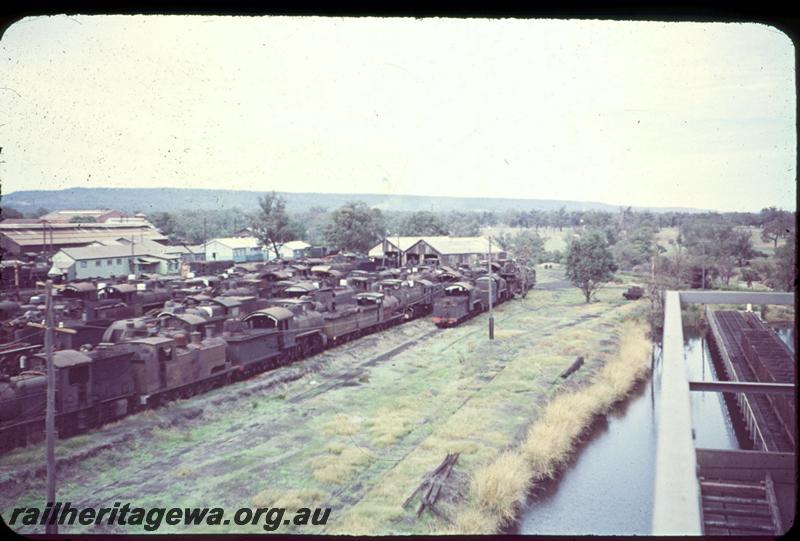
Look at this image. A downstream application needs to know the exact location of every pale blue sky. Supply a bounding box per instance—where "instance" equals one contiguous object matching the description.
[0,16,795,211]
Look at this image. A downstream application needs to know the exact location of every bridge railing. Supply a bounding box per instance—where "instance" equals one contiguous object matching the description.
[652,290,795,535]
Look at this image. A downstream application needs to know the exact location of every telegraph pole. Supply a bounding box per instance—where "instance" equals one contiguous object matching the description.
[27,280,75,535]
[44,280,56,534]
[203,218,208,261]
[488,237,494,340]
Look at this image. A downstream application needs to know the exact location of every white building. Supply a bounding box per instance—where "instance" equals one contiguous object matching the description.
[49,239,180,280]
[273,240,311,260]
[204,236,265,262]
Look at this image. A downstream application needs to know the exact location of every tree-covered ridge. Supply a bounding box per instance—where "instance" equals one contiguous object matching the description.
[1,187,712,215]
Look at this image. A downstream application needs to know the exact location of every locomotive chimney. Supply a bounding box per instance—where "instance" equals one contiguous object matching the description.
[174,333,188,347]
[205,326,214,340]
[190,331,202,345]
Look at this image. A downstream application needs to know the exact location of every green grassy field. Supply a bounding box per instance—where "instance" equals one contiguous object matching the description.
[482,226,575,254]
[1,269,651,535]
[655,225,786,257]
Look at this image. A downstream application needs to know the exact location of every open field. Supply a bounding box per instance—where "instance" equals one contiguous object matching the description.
[1,268,651,535]
[482,226,576,254]
[655,225,787,257]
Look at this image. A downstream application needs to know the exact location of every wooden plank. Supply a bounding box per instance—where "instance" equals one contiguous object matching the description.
[695,448,796,470]
[702,494,770,506]
[706,520,773,533]
[699,468,794,484]
[701,484,766,498]
[764,473,784,534]
[702,505,771,518]
[700,480,765,491]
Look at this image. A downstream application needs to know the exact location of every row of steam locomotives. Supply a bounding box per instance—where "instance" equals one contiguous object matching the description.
[0,255,534,452]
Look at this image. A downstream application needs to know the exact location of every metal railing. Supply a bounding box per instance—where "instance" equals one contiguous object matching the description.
[738,391,769,451]
[652,290,795,535]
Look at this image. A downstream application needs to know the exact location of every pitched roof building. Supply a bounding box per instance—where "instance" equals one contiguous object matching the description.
[368,236,506,267]
[49,239,180,280]
[0,215,166,257]
[204,236,265,262]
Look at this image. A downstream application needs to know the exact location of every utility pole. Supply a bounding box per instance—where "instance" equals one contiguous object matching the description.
[27,280,75,535]
[488,237,494,340]
[701,241,706,290]
[203,218,208,262]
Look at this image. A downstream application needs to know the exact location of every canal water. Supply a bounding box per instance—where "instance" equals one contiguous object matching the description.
[515,330,746,535]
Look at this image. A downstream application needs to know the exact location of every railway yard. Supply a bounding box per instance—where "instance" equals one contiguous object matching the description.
[0,266,650,535]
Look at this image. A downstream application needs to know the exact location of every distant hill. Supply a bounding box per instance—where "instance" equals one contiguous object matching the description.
[0,187,711,215]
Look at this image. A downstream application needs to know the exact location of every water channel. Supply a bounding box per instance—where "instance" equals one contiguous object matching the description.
[515,322,794,535]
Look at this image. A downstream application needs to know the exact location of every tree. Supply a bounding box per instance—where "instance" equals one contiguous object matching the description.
[496,230,546,264]
[761,209,794,249]
[252,192,296,259]
[729,229,757,266]
[324,201,385,253]
[555,206,568,231]
[740,267,760,288]
[565,230,618,302]
[399,211,448,236]
[772,232,796,291]
[445,211,480,237]
[512,230,546,264]
[0,206,24,219]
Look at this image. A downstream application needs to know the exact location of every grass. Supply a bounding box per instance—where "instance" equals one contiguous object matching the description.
[1,269,651,536]
[447,320,652,534]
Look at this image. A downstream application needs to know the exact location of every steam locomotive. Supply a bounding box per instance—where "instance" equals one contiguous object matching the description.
[0,260,535,452]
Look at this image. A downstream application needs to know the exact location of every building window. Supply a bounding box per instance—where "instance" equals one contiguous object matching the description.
[80,261,87,268]
[116,258,122,264]
[95,260,101,267]
[107,259,113,265]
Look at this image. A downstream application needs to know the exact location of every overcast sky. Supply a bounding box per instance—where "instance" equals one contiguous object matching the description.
[0,16,795,211]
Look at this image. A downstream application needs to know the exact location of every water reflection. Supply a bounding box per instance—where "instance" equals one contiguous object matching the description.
[773,325,795,352]
[516,333,738,535]
[684,329,739,450]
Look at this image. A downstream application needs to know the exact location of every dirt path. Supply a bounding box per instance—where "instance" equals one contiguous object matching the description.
[1,270,646,535]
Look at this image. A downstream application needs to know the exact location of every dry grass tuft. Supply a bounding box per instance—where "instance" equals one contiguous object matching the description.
[447,321,651,534]
[310,445,371,485]
[322,413,360,436]
[448,506,498,535]
[471,451,531,522]
[366,407,416,447]
[251,487,328,511]
[173,465,194,479]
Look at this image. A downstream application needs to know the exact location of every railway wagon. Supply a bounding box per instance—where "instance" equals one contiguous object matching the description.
[378,278,439,319]
[432,281,482,327]
[320,292,401,345]
[99,283,172,316]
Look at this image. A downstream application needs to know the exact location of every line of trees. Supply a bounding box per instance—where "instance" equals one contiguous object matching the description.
[5,199,792,292]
